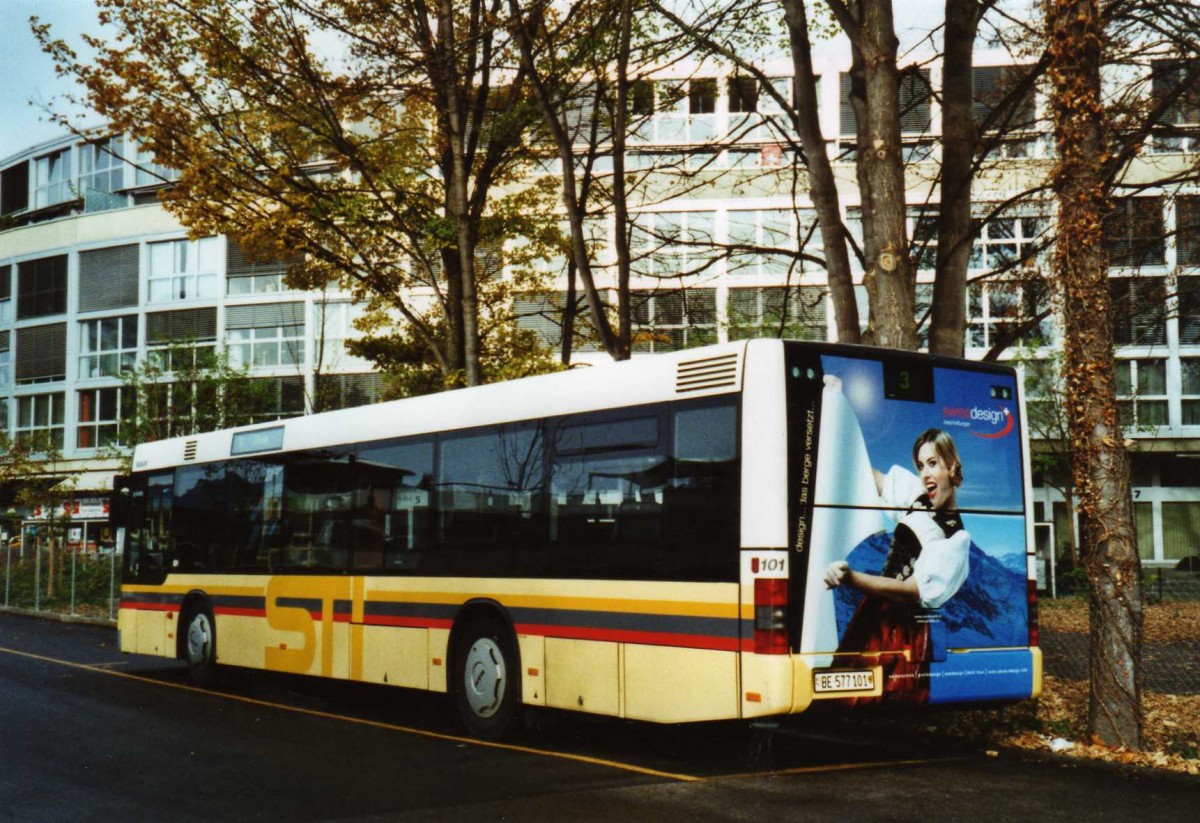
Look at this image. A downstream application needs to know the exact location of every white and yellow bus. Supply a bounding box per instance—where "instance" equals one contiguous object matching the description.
[114,340,1040,737]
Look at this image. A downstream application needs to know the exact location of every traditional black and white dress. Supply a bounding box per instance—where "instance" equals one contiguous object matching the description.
[837,467,971,704]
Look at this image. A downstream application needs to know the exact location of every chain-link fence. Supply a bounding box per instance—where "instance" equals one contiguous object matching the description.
[2,541,121,623]
[1040,567,1200,695]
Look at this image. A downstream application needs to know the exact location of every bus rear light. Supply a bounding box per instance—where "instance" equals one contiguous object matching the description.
[1027,579,1039,647]
[754,578,789,655]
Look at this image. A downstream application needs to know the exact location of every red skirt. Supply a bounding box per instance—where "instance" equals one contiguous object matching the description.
[836,596,931,705]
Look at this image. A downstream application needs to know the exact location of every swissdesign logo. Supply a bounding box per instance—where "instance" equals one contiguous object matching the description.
[942,405,1015,439]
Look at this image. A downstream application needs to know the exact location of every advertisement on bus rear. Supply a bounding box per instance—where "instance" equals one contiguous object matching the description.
[798,354,1033,705]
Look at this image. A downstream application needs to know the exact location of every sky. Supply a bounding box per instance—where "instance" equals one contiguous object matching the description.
[0,0,955,164]
[0,0,103,162]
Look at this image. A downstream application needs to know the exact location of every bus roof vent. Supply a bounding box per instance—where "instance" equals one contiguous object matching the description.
[183,440,198,462]
[676,351,740,394]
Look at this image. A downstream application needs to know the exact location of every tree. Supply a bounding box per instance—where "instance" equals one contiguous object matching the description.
[0,431,77,601]
[1046,0,1143,749]
[114,342,277,456]
[35,0,560,390]
[650,0,1046,354]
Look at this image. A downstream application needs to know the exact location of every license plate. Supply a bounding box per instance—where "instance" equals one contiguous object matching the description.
[814,669,876,693]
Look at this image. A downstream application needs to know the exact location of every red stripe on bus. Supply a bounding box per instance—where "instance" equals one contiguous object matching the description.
[363,615,454,630]
[119,602,177,613]
[514,622,741,652]
[213,607,267,618]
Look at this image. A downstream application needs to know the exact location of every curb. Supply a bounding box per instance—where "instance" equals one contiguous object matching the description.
[0,604,117,629]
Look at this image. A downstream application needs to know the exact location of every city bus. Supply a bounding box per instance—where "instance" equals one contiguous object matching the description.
[112,340,1040,737]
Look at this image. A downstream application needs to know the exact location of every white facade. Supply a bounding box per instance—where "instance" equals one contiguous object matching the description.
[2,49,1199,566]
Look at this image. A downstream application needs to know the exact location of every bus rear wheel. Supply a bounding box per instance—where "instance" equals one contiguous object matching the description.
[183,607,219,688]
[453,616,519,739]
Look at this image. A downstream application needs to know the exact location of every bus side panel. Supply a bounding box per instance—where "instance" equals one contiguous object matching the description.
[361,625,429,689]
[118,607,173,658]
[544,637,620,717]
[217,613,268,669]
[623,646,738,723]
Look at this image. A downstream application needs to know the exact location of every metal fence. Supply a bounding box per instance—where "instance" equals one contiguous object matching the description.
[2,543,121,622]
[1041,567,1200,695]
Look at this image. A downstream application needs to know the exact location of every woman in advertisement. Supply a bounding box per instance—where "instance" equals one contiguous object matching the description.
[823,428,971,703]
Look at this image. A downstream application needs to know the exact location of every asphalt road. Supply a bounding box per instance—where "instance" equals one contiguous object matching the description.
[0,613,1195,822]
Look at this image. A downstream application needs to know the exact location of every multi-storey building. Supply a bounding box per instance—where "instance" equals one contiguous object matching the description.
[1,50,1197,569]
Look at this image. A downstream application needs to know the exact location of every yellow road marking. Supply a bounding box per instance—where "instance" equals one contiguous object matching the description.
[715,757,953,781]
[0,645,699,782]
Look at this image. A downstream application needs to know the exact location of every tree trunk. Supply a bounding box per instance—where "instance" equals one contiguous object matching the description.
[781,0,860,343]
[929,0,979,357]
[851,1,918,350]
[1047,0,1143,749]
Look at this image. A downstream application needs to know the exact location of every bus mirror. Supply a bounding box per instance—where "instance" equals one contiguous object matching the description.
[110,476,133,528]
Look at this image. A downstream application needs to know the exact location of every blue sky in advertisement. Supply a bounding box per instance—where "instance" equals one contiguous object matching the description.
[820,354,1024,515]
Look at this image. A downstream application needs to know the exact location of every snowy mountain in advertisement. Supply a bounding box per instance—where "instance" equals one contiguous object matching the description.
[833,532,1029,649]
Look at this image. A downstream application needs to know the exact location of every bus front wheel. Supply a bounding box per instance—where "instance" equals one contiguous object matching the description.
[453,616,520,739]
[184,606,219,688]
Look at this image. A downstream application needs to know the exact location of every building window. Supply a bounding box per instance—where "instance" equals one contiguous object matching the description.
[728,286,828,341]
[1109,276,1167,345]
[972,65,1037,130]
[966,277,1051,349]
[1,160,29,216]
[910,209,939,270]
[146,307,218,370]
[15,323,67,385]
[33,148,73,209]
[0,330,9,386]
[147,237,221,302]
[15,393,65,450]
[315,373,383,411]
[225,303,306,369]
[77,386,133,449]
[631,288,716,353]
[243,376,306,424]
[841,68,931,139]
[1104,197,1166,268]
[133,143,180,188]
[16,255,68,319]
[630,211,717,278]
[728,77,758,113]
[1178,195,1200,268]
[726,208,815,278]
[79,136,127,212]
[0,264,10,324]
[1182,358,1200,425]
[970,213,1046,273]
[226,239,298,295]
[79,315,138,379]
[1149,59,1200,153]
[1162,502,1200,561]
[314,301,372,370]
[631,79,717,143]
[1177,275,1200,344]
[1115,358,1168,428]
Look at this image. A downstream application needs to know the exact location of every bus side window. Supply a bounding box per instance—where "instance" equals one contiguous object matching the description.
[548,412,666,578]
[125,472,173,584]
[668,398,739,581]
[437,423,546,575]
[356,438,433,572]
[280,449,356,572]
[173,464,231,572]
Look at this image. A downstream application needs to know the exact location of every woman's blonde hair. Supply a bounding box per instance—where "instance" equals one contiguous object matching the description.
[912,428,964,487]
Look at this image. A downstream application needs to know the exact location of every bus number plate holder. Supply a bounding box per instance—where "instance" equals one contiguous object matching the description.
[814,669,876,694]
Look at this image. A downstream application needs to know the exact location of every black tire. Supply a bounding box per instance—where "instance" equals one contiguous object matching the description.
[453,615,520,739]
[183,606,219,688]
